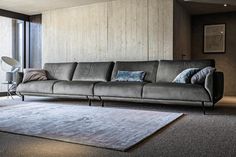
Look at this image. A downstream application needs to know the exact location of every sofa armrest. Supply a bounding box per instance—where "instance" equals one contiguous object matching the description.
[15,72,24,85]
[213,72,224,103]
[204,72,214,102]
[204,71,224,103]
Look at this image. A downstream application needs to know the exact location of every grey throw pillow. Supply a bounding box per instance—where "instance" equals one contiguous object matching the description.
[22,69,48,83]
[191,66,216,84]
[173,68,200,84]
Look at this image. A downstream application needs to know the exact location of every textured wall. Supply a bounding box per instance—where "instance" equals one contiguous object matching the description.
[173,0,191,60]
[42,0,173,64]
[0,16,13,92]
[107,0,148,61]
[192,12,236,96]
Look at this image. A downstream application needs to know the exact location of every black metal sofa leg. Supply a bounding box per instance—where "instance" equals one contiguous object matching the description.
[202,102,206,115]
[88,99,91,106]
[98,96,104,107]
[101,100,104,107]
[22,95,24,101]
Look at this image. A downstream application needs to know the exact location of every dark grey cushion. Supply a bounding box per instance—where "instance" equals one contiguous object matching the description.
[173,68,200,84]
[72,62,114,82]
[94,82,145,98]
[15,72,24,85]
[191,66,216,84]
[53,81,97,96]
[143,83,211,102]
[16,80,59,94]
[111,61,159,83]
[44,62,77,81]
[156,60,215,83]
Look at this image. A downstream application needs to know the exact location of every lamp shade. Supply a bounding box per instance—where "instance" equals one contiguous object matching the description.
[1,56,21,72]
[1,56,20,67]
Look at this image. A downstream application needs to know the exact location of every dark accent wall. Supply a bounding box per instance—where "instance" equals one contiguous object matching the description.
[174,0,191,60]
[192,12,236,96]
[29,14,42,68]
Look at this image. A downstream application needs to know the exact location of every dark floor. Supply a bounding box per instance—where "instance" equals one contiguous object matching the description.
[0,96,235,157]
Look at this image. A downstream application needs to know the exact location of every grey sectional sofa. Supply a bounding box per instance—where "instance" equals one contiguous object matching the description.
[16,60,224,114]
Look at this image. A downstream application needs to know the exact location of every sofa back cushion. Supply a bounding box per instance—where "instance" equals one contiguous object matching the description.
[44,62,77,81]
[111,61,159,83]
[72,62,114,82]
[156,60,215,83]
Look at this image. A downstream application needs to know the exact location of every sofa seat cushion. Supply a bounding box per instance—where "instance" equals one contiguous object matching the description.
[53,81,97,96]
[143,83,210,102]
[17,80,59,94]
[94,82,145,98]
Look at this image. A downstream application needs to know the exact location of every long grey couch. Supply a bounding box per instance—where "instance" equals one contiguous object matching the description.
[16,60,224,114]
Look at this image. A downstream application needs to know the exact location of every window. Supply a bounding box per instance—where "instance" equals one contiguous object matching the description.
[0,16,26,93]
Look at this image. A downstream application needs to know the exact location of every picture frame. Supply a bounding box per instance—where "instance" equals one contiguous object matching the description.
[204,24,226,54]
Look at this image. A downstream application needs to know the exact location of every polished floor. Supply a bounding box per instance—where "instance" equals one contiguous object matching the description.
[0,96,235,157]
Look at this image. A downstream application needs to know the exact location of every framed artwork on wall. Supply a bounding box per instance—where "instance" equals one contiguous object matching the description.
[204,24,226,54]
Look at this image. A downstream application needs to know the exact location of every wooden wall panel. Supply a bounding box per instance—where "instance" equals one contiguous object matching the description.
[149,0,173,60]
[173,0,191,60]
[42,0,174,64]
[107,0,148,61]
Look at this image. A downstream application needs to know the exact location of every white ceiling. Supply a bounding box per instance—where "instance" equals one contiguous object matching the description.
[0,0,236,15]
[0,0,109,15]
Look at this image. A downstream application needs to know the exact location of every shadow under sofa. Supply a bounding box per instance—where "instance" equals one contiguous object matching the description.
[16,60,224,115]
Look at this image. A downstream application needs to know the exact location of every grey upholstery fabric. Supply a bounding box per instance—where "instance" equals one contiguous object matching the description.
[94,82,146,98]
[53,81,97,96]
[100,97,214,107]
[73,62,114,82]
[16,60,224,106]
[44,62,77,81]
[15,72,24,85]
[143,83,210,102]
[111,61,159,83]
[213,72,224,103]
[17,80,59,94]
[19,92,88,99]
[204,72,214,101]
[156,60,215,83]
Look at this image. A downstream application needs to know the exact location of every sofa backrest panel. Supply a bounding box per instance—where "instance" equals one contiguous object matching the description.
[111,61,159,83]
[156,60,215,83]
[44,62,77,81]
[72,62,114,82]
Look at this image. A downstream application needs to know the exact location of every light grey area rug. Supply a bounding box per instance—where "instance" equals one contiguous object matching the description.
[0,103,183,151]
